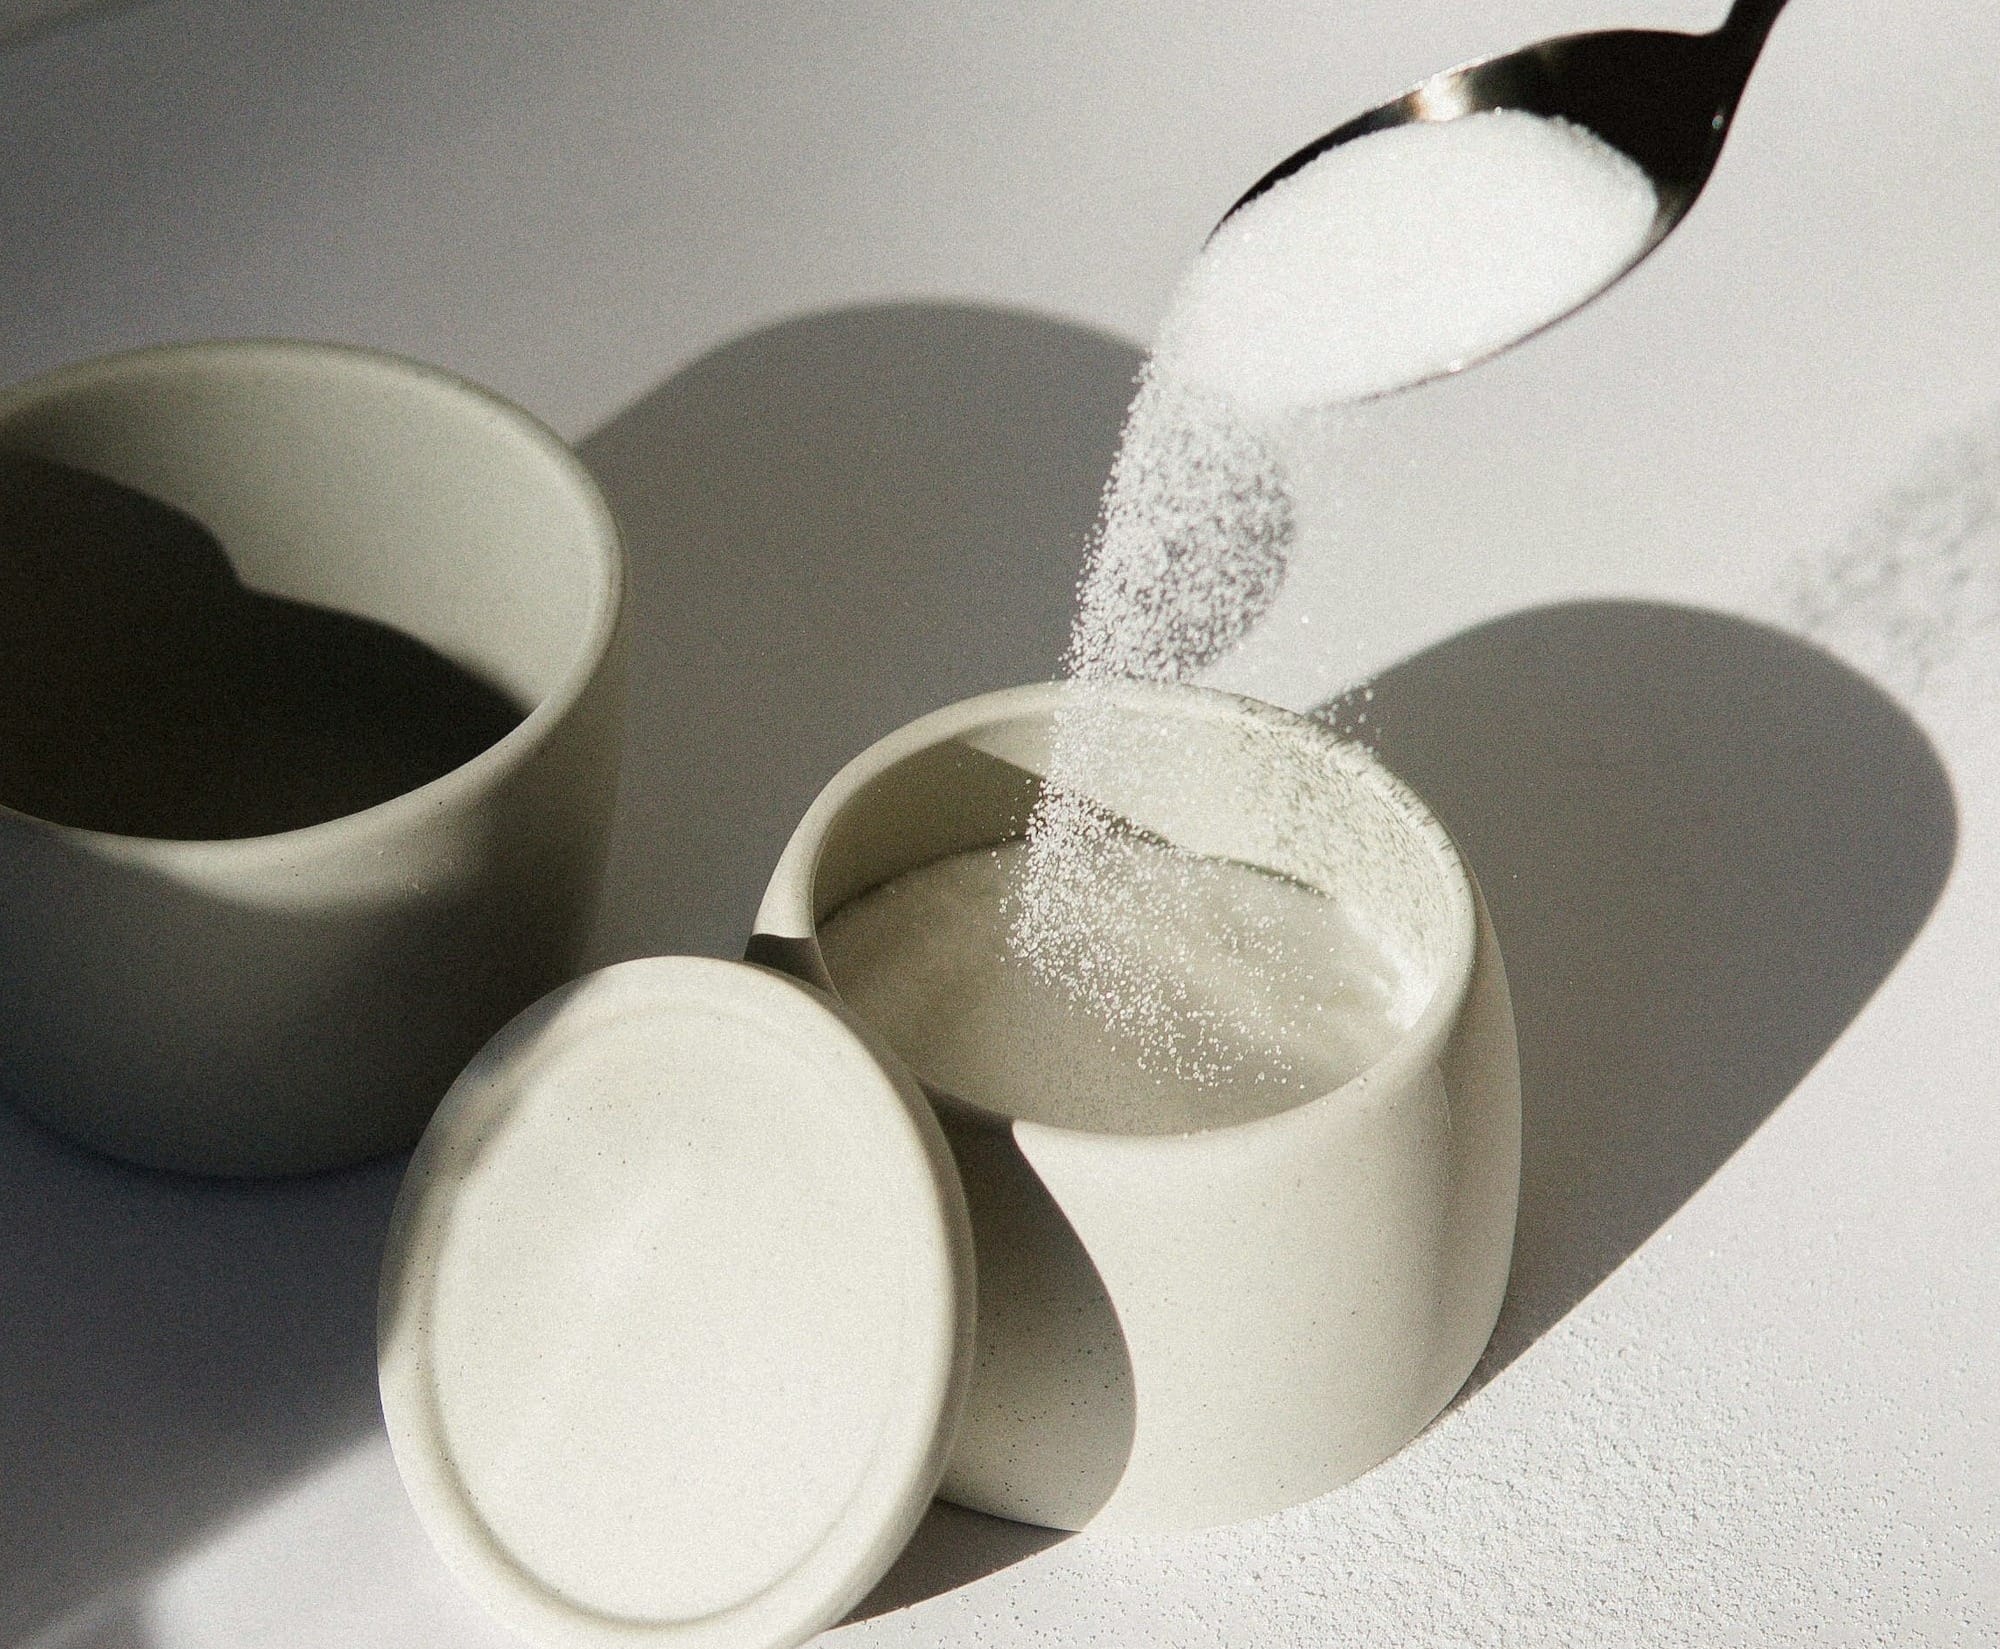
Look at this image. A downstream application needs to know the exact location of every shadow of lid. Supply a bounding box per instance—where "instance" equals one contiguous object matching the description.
[842,1500,1069,1628]
[1320,598,1957,1388]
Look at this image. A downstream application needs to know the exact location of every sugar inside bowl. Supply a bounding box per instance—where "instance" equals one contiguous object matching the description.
[753,679,1520,1532]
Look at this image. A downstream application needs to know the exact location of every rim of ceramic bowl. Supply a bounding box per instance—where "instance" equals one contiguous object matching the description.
[0,338,625,858]
[757,678,1480,1144]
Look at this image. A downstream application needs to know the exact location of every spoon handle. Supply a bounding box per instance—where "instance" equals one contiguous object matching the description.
[1715,0,1791,77]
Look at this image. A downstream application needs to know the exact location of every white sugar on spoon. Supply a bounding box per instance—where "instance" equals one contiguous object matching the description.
[1160,109,1657,416]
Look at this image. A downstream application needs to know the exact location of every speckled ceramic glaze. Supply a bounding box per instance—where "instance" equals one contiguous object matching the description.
[378,956,976,1649]
[754,681,1521,1532]
[0,341,625,1175]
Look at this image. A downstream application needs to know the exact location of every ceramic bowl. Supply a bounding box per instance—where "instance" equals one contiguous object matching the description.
[0,340,625,1175]
[753,680,1519,1532]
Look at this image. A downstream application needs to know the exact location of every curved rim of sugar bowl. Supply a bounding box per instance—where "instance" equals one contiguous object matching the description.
[754,677,1481,1144]
[0,338,626,863]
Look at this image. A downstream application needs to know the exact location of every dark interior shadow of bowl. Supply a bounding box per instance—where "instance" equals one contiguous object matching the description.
[1319,598,1957,1393]
[0,448,522,840]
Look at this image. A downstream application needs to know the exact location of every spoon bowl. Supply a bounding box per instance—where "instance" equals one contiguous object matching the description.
[1218,0,1791,387]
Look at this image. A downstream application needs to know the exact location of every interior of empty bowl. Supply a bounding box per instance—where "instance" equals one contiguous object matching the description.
[0,343,618,839]
[782,682,1476,1137]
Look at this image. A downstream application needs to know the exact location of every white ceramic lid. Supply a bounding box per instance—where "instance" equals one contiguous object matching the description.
[378,956,976,1649]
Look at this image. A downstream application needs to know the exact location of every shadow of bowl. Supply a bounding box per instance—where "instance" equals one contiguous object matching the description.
[1320,599,1956,1386]
[578,299,1143,965]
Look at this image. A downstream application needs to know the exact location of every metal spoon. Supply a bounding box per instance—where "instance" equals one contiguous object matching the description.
[1218,0,1791,382]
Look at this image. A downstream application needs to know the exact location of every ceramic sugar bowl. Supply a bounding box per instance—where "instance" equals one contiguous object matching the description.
[752,681,1521,1533]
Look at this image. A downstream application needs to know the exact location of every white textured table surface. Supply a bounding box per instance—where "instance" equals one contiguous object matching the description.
[3,3,1995,1645]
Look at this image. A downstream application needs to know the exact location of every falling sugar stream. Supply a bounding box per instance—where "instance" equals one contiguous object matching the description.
[1008,110,1657,1090]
